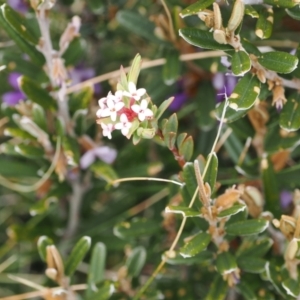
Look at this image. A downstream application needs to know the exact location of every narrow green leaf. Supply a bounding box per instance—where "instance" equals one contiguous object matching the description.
[164,113,178,135]
[182,162,200,203]
[282,278,300,297]
[179,136,194,161]
[203,152,218,193]
[128,53,142,85]
[205,275,228,300]
[255,8,273,39]
[0,8,45,66]
[245,5,259,18]
[216,252,237,275]
[165,250,212,265]
[19,76,57,111]
[177,132,188,149]
[163,50,181,86]
[116,10,162,44]
[165,205,202,217]
[261,157,281,218]
[179,28,233,51]
[155,97,174,120]
[280,92,300,131]
[231,50,251,76]
[65,236,91,277]
[237,257,266,273]
[15,144,44,159]
[257,51,298,73]
[62,38,85,66]
[113,218,161,239]
[265,262,287,297]
[126,246,147,277]
[179,232,211,258]
[91,161,118,184]
[236,281,257,300]
[86,243,106,297]
[264,0,297,8]
[32,104,47,131]
[62,136,80,166]
[226,219,269,236]
[228,74,261,111]
[37,236,53,262]
[2,4,39,45]
[180,0,215,17]
[218,203,247,218]
[286,5,300,20]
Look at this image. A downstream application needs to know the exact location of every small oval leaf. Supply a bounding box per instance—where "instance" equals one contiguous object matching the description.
[126,246,147,277]
[225,219,269,236]
[179,232,211,258]
[180,0,215,17]
[165,205,202,217]
[179,28,233,51]
[218,203,247,218]
[280,92,300,131]
[255,7,273,39]
[228,74,261,111]
[257,51,298,74]
[231,50,251,76]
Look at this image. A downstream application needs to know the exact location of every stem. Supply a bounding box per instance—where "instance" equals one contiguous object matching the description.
[64,177,85,239]
[112,177,183,186]
[160,0,176,42]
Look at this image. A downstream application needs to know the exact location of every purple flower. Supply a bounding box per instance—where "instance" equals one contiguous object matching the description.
[280,190,293,209]
[80,146,117,169]
[69,65,101,94]
[2,72,25,106]
[169,92,189,111]
[7,0,29,14]
[213,72,237,103]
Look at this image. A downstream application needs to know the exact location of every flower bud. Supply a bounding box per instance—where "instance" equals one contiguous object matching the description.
[241,186,264,218]
[215,188,241,209]
[213,29,227,44]
[227,0,244,33]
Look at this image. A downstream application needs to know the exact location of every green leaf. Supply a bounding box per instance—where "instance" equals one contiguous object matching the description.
[179,232,211,258]
[245,5,259,18]
[128,53,142,85]
[69,86,93,115]
[180,0,215,17]
[255,8,273,39]
[62,38,85,66]
[241,38,261,56]
[216,251,237,275]
[163,50,181,86]
[286,6,300,20]
[280,92,300,131]
[265,263,287,297]
[231,50,251,76]
[86,0,104,14]
[218,203,247,218]
[226,219,269,236]
[205,275,228,300]
[236,281,257,300]
[0,8,45,66]
[62,136,80,166]
[32,104,47,131]
[91,161,118,184]
[164,113,178,135]
[165,250,212,265]
[126,246,147,277]
[237,257,266,273]
[155,97,174,120]
[236,237,273,258]
[19,76,57,111]
[1,4,39,45]
[116,10,163,44]
[37,236,54,262]
[228,73,261,111]
[258,51,298,74]
[165,205,202,217]
[15,144,44,159]
[203,152,218,193]
[264,0,297,8]
[215,102,250,123]
[178,136,194,161]
[261,157,281,218]
[179,28,233,51]
[282,278,300,297]
[65,236,91,277]
[182,162,200,204]
[86,243,106,297]
[113,218,161,239]
[85,281,115,300]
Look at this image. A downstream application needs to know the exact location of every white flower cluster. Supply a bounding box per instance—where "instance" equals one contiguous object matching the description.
[96,82,154,139]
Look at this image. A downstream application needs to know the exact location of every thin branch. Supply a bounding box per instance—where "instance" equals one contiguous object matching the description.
[112,177,183,186]
[160,0,176,41]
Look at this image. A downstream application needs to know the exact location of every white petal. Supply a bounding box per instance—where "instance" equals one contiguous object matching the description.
[120,113,128,122]
[128,82,136,93]
[114,122,123,130]
[107,98,115,108]
[131,104,140,114]
[138,113,145,122]
[101,108,111,118]
[96,108,103,118]
[121,127,130,136]
[115,102,124,111]
[136,88,146,97]
[144,108,153,117]
[111,111,117,122]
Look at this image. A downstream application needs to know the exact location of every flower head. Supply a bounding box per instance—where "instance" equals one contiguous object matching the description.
[101,98,124,122]
[123,82,146,101]
[131,99,153,122]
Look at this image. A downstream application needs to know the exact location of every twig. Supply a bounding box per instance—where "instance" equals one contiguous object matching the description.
[112,177,183,186]
[160,0,176,42]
